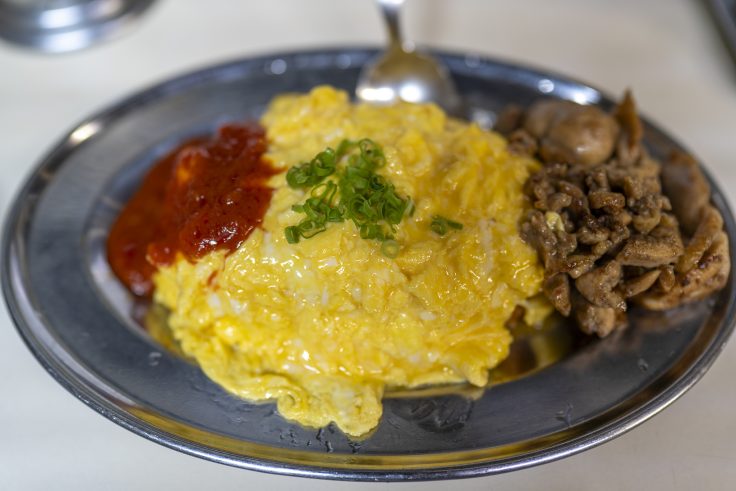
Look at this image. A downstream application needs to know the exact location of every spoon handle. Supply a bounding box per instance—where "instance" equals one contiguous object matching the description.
[377,0,405,50]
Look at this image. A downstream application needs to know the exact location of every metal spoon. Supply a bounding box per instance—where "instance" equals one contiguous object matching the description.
[356,0,462,114]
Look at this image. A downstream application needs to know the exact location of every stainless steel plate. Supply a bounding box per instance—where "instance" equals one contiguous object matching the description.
[3,48,735,481]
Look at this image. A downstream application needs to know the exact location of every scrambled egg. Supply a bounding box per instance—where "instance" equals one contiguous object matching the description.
[153,86,547,436]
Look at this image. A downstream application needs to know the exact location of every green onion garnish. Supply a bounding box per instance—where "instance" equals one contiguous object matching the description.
[381,239,400,258]
[283,138,411,257]
[284,225,300,244]
[430,215,463,236]
[285,147,338,188]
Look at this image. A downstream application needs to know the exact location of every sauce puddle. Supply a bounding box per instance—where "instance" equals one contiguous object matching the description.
[107,123,278,296]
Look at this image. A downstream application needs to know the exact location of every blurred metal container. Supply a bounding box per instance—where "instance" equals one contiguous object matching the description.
[705,0,736,70]
[0,0,155,53]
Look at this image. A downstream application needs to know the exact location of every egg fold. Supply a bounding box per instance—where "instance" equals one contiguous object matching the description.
[153,86,547,437]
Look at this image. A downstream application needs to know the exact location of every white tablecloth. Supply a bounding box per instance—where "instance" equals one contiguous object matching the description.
[1,1,735,489]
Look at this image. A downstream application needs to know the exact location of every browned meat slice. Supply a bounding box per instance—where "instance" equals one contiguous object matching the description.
[523,100,620,166]
[677,205,723,274]
[556,179,586,199]
[613,90,644,166]
[585,166,610,192]
[616,218,683,267]
[679,230,730,300]
[589,191,625,210]
[638,230,730,310]
[631,207,661,234]
[575,260,626,310]
[592,239,614,257]
[649,212,681,241]
[572,293,626,337]
[523,99,566,137]
[494,104,524,135]
[610,209,633,227]
[544,273,572,316]
[508,129,538,156]
[614,90,644,150]
[622,269,661,298]
[607,156,662,200]
[630,193,670,233]
[504,305,527,330]
[661,151,712,236]
[521,210,577,272]
[577,224,609,245]
[544,192,572,213]
[564,253,598,278]
[657,265,677,292]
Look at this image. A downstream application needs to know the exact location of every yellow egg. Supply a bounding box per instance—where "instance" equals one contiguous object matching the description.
[152,86,547,437]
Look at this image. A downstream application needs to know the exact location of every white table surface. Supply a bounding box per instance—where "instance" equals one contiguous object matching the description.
[1,0,735,489]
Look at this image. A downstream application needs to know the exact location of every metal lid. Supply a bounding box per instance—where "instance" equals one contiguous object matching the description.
[0,0,156,53]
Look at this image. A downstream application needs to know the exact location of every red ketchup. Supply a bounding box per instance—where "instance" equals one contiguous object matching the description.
[107,123,278,297]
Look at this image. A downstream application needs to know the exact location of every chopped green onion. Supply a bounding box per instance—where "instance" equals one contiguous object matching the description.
[299,219,326,238]
[430,215,463,236]
[284,226,300,244]
[285,147,337,188]
[381,239,400,258]
[283,138,411,256]
[405,198,416,217]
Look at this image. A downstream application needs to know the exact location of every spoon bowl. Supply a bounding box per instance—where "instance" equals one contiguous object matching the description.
[356,0,462,114]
